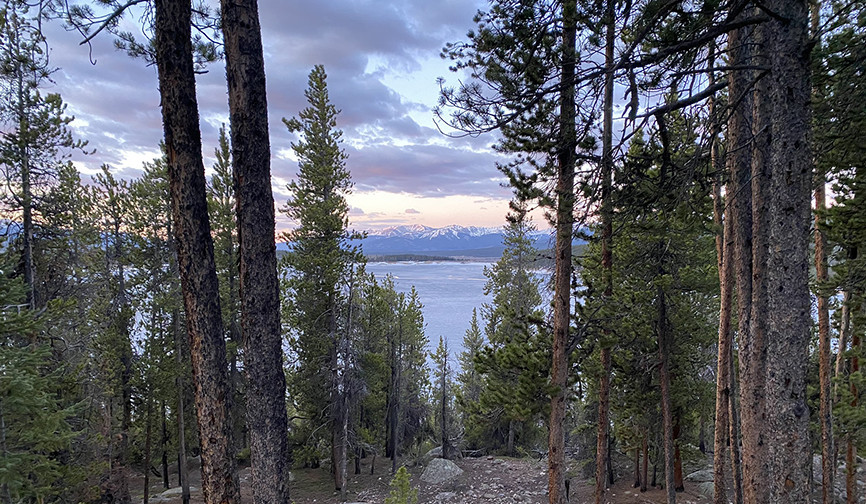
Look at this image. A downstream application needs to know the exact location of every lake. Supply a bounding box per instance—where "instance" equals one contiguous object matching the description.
[365,261,492,357]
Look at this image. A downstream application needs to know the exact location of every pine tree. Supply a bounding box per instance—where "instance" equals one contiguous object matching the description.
[0,258,77,503]
[0,0,87,309]
[456,308,484,435]
[281,64,362,491]
[432,336,456,459]
[474,209,549,456]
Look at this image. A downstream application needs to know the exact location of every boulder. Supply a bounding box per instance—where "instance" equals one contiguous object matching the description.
[421,458,464,485]
[685,469,713,483]
[423,446,443,462]
[159,486,198,498]
[696,481,714,498]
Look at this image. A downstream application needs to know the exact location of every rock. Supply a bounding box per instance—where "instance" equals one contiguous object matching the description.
[696,481,714,498]
[421,458,464,485]
[685,469,714,483]
[424,446,443,462]
[812,454,823,484]
[159,486,199,498]
[435,491,457,501]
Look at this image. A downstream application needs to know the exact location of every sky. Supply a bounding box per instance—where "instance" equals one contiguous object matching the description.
[38,0,521,231]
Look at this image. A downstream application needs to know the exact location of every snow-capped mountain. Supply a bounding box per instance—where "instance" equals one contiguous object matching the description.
[359,224,551,257]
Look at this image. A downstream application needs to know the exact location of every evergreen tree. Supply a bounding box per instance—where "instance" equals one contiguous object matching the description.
[456,307,484,441]
[431,336,457,459]
[0,258,78,503]
[474,210,550,456]
[280,64,362,490]
[0,0,87,309]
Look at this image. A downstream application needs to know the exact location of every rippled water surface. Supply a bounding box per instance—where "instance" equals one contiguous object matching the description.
[365,261,492,355]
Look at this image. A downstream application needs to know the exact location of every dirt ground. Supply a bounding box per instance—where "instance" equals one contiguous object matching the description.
[131,455,718,504]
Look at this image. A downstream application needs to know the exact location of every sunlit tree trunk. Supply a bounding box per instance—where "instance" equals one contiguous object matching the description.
[153,0,239,501]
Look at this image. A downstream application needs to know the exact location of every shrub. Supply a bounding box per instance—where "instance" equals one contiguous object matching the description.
[385,466,418,504]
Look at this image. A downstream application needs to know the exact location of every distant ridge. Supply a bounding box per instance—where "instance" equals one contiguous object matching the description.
[358,224,552,257]
[275,224,579,259]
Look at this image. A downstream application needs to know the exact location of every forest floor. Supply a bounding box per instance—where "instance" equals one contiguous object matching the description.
[132,454,725,504]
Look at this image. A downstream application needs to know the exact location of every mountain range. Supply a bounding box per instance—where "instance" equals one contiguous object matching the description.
[358,224,552,258]
[276,224,554,258]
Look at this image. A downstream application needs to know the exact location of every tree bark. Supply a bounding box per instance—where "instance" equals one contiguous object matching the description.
[673,420,684,492]
[725,12,763,504]
[711,41,734,502]
[728,338,744,504]
[549,2,576,503]
[221,1,290,502]
[594,0,615,501]
[658,284,676,504]
[634,447,641,488]
[144,398,153,504]
[757,0,813,501]
[845,330,859,504]
[507,420,516,457]
[154,1,240,501]
[16,70,35,310]
[835,290,851,397]
[815,163,834,504]
[174,311,190,504]
[641,433,648,492]
[161,401,169,489]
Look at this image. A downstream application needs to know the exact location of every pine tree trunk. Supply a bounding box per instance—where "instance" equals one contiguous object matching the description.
[756,0,813,501]
[161,401,169,489]
[845,434,857,504]
[390,317,402,475]
[641,433,648,492]
[594,0,615,501]
[845,331,859,504]
[507,420,515,458]
[144,398,153,504]
[835,290,851,397]
[815,173,834,504]
[549,2,576,503]
[811,4,834,502]
[116,226,133,504]
[699,417,706,454]
[175,312,190,504]
[725,13,762,504]
[17,73,35,310]
[154,1,240,502]
[634,447,641,488]
[673,420,684,492]
[221,1,289,501]
[712,82,733,503]
[658,284,676,504]
[728,342,744,504]
[340,387,349,502]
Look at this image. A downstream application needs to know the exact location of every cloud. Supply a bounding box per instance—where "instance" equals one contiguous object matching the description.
[405,208,420,214]
[34,0,517,227]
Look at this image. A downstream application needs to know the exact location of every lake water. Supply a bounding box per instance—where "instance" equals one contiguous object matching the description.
[365,261,492,357]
